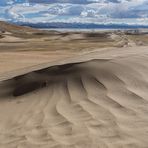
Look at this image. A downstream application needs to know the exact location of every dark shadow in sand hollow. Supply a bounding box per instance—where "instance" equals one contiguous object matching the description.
[0,59,110,97]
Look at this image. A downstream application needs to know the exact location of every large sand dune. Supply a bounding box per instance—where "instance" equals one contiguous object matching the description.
[0,46,148,148]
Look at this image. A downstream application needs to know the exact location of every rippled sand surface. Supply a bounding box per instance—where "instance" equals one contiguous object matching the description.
[0,46,148,148]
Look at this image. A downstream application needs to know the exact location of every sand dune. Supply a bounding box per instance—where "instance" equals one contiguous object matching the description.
[0,46,148,148]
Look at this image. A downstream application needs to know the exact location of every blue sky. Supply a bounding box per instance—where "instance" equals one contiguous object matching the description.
[0,0,148,25]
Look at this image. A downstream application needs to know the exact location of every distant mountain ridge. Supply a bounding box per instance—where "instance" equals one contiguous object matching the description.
[16,22,148,29]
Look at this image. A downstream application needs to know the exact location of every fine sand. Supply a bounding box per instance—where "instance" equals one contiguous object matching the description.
[0,46,148,148]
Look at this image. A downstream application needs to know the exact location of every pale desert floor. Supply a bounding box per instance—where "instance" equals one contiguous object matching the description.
[0,45,148,148]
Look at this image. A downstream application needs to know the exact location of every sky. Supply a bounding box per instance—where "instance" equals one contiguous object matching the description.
[0,0,148,26]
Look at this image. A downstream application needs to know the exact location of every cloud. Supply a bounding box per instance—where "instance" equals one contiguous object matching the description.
[27,0,122,4]
[0,0,148,26]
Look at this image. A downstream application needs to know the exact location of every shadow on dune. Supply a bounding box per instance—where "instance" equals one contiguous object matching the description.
[0,59,109,98]
[13,81,47,97]
[0,62,80,97]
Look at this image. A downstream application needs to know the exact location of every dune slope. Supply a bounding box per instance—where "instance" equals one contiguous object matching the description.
[0,47,148,148]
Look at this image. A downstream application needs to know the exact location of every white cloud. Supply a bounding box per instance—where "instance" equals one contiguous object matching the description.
[0,0,148,26]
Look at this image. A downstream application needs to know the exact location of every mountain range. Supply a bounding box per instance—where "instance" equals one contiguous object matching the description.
[17,22,148,29]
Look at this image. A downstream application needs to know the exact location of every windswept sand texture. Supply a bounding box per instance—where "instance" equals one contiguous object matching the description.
[0,46,148,148]
[1,22,148,148]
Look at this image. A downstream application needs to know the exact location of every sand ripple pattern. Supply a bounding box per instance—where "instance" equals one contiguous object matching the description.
[0,55,148,148]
